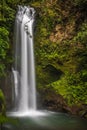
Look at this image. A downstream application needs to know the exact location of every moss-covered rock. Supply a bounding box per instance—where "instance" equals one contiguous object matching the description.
[33,0,87,116]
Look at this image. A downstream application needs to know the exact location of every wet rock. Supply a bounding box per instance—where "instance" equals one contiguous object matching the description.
[40,88,68,113]
[40,87,87,119]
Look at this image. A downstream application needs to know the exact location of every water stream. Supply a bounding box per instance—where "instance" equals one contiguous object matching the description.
[12,5,36,113]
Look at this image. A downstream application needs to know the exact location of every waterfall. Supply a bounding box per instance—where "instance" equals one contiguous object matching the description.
[12,6,36,112]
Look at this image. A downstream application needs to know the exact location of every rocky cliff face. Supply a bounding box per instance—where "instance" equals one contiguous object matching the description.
[32,0,87,117]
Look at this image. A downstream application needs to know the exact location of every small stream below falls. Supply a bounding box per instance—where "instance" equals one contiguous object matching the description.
[2,111,87,130]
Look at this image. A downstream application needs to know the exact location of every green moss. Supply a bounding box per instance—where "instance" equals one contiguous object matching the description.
[0,89,5,115]
[50,72,87,106]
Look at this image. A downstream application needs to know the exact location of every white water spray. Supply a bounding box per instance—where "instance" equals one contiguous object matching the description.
[12,6,36,112]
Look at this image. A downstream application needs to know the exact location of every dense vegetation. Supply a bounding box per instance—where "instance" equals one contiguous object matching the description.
[0,0,87,117]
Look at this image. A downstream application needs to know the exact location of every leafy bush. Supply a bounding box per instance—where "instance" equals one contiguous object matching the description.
[0,27,9,76]
[51,71,87,105]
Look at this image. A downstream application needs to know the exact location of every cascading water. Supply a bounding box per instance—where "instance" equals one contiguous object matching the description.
[12,5,36,113]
